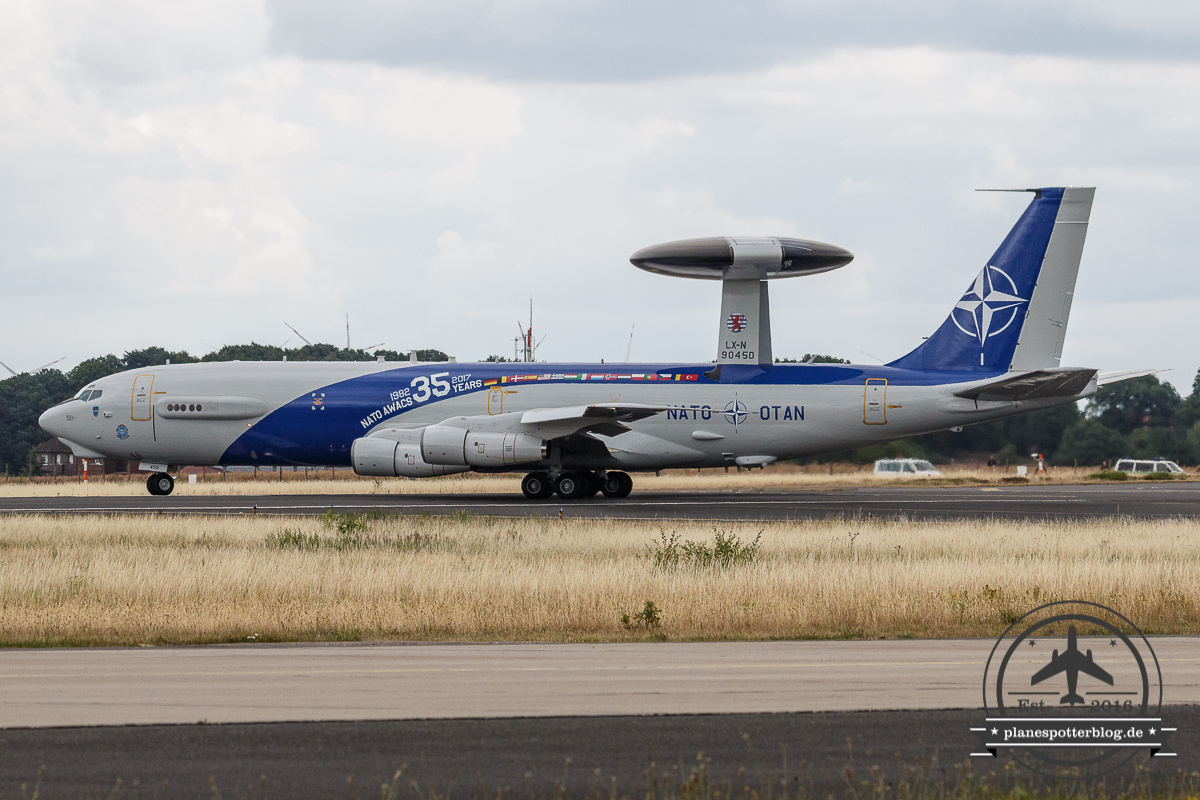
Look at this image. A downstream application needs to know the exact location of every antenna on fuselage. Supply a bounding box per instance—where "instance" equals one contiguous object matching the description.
[629,236,854,381]
[859,350,884,364]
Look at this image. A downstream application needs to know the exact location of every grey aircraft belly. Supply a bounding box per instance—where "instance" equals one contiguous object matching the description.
[38,186,1148,499]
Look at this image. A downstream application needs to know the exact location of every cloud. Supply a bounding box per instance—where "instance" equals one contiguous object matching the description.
[1,1,1199,392]
[264,0,1200,82]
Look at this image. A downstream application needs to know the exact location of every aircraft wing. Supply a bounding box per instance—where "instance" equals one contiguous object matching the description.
[1076,653,1115,685]
[520,403,669,425]
[1030,654,1066,685]
[517,403,671,438]
[954,368,1097,402]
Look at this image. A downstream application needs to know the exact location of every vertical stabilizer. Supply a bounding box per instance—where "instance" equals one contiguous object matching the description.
[889,187,1092,374]
[1008,187,1094,370]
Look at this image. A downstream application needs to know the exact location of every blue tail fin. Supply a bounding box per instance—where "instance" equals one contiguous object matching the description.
[889,188,1070,373]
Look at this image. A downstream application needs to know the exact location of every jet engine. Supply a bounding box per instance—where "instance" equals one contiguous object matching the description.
[421,425,547,467]
[352,424,548,477]
[351,436,468,478]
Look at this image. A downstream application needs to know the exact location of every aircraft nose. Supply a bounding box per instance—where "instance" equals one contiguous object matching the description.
[39,406,64,438]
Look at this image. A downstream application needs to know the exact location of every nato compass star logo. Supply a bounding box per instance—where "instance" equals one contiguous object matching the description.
[951,265,1029,345]
[311,392,325,411]
[726,313,748,333]
[723,398,748,427]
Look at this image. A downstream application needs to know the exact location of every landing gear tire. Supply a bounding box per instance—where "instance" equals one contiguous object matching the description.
[601,471,633,498]
[147,472,175,496]
[554,472,588,500]
[521,472,555,500]
[582,472,602,498]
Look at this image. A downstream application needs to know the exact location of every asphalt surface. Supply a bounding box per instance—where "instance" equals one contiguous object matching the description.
[0,708,1195,799]
[5,482,1200,520]
[2,641,1197,796]
[0,710,1195,796]
[3,639,1200,728]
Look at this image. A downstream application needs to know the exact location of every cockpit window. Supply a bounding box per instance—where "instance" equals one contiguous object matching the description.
[75,388,103,401]
[88,389,102,400]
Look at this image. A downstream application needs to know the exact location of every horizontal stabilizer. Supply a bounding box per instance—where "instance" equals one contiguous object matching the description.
[1096,368,1165,386]
[954,368,1097,401]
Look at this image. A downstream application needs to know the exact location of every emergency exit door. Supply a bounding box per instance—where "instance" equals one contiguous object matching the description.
[864,378,887,425]
[131,374,155,421]
[487,388,516,415]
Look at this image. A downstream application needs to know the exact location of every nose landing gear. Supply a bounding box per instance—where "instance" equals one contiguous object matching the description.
[146,472,175,496]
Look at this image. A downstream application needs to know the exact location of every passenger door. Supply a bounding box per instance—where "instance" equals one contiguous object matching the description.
[131,374,155,421]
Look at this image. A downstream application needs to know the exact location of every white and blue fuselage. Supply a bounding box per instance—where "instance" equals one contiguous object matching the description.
[40,186,1124,498]
[40,359,1083,470]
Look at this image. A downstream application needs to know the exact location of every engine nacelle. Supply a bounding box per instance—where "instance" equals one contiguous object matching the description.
[421,425,547,467]
[351,436,469,478]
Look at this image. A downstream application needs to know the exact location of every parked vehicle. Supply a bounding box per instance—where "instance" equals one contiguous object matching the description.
[873,458,942,477]
[1113,459,1185,475]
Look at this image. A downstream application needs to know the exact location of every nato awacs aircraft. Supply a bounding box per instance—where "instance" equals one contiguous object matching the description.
[40,186,1143,498]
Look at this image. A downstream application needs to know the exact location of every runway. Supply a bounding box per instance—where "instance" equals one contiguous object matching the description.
[4,482,1200,520]
[2,640,1198,797]
[2,709,1195,799]
[4,638,1200,727]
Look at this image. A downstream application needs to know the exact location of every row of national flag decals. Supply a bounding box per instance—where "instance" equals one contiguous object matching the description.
[485,372,700,387]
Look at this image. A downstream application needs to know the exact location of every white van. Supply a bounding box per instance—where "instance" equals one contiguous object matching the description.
[1113,459,1185,475]
[873,458,943,477]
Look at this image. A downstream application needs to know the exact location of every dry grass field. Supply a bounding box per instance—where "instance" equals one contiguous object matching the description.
[0,462,1187,498]
[0,512,1196,647]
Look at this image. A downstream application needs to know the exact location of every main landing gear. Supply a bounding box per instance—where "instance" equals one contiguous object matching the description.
[521,471,633,500]
[146,472,175,496]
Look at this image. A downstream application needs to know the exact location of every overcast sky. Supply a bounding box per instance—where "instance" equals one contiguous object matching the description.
[3,1,1199,389]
